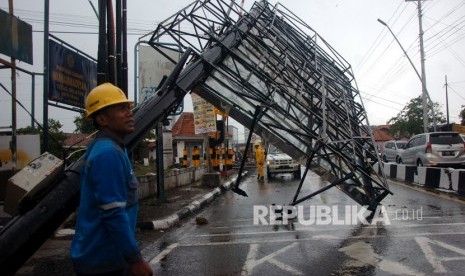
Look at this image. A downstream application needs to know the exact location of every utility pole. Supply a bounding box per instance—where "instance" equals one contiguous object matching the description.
[444,75,449,126]
[406,0,429,132]
[377,18,437,131]
[43,0,49,152]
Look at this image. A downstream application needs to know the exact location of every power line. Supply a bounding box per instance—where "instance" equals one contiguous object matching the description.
[355,1,404,73]
[448,85,465,101]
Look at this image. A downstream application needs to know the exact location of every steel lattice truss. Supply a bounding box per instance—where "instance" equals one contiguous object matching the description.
[149,0,391,208]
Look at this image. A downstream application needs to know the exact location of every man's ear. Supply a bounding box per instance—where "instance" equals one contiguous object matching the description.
[95,112,108,128]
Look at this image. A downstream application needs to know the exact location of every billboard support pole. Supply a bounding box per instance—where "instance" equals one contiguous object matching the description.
[8,0,17,171]
[43,0,49,153]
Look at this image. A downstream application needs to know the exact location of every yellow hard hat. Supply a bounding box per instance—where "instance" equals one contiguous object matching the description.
[85,83,133,118]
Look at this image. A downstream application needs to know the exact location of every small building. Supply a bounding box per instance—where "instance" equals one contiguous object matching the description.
[372,125,409,153]
[372,125,394,150]
[172,112,233,167]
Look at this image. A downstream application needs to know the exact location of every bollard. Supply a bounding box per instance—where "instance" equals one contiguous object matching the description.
[212,147,220,171]
[193,146,200,167]
[226,148,233,170]
[183,147,188,167]
[222,147,226,170]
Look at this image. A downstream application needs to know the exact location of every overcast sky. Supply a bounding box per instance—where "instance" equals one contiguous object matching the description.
[1,0,464,135]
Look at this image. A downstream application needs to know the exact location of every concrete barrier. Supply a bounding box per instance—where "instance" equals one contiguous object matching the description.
[395,164,416,183]
[379,162,464,194]
[413,166,426,186]
[424,167,442,188]
[404,166,417,183]
[413,166,442,188]
[389,164,397,178]
[439,168,459,191]
[137,166,206,199]
[458,170,465,196]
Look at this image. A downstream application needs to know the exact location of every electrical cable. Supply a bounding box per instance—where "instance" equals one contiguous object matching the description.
[355,1,405,74]
[0,82,95,164]
[448,85,465,101]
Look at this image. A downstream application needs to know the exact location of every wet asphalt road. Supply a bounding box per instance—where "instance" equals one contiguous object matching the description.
[142,170,465,276]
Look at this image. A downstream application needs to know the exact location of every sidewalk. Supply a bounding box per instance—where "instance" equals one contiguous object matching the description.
[135,170,245,230]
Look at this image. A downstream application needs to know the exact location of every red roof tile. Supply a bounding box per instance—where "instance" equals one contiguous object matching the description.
[172,112,196,137]
[372,125,394,142]
[63,133,94,148]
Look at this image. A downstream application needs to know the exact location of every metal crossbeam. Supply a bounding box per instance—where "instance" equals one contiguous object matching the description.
[149,0,391,208]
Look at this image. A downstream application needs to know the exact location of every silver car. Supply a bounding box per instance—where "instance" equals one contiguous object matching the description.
[382,140,407,163]
[399,132,465,168]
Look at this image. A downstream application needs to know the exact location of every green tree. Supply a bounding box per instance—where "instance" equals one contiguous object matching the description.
[388,96,446,139]
[73,113,96,134]
[17,119,67,158]
[460,105,465,125]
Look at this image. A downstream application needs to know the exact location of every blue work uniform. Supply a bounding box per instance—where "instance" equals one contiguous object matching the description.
[71,131,142,274]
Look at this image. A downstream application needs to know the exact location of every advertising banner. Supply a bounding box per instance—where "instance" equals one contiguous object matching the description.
[192,93,216,134]
[48,39,97,108]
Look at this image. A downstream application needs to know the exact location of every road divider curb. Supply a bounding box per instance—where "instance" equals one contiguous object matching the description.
[374,162,465,196]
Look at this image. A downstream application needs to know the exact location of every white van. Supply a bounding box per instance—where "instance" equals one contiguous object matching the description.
[266,145,301,179]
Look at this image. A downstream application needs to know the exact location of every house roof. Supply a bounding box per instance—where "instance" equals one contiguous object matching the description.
[372,125,394,142]
[172,112,233,139]
[63,133,94,148]
[172,112,197,137]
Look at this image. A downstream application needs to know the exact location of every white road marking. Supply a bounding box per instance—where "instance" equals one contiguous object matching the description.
[241,242,303,276]
[149,243,179,264]
[195,222,465,238]
[177,232,465,248]
[339,241,424,276]
[148,233,465,274]
[415,236,465,273]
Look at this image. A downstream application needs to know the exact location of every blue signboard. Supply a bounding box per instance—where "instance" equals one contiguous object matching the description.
[48,39,97,108]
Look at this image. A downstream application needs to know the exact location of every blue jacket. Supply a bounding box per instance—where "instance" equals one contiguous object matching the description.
[71,132,141,274]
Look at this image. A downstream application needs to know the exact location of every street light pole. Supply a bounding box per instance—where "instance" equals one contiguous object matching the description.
[377,18,436,132]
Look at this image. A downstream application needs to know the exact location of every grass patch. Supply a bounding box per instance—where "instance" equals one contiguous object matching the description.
[133,164,156,176]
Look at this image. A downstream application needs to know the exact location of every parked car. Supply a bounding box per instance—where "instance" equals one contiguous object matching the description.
[461,134,465,142]
[266,145,301,179]
[399,132,465,168]
[382,140,407,163]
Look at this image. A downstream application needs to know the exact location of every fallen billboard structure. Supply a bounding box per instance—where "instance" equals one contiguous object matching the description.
[148,0,391,208]
[0,1,392,273]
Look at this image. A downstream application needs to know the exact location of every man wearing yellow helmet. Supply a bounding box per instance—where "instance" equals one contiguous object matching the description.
[71,83,153,276]
[254,142,265,181]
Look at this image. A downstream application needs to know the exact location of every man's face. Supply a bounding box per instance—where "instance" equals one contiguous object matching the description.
[97,103,134,138]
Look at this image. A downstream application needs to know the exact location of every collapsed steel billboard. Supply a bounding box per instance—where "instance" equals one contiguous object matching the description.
[0,1,392,273]
[148,0,391,208]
